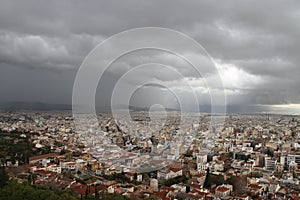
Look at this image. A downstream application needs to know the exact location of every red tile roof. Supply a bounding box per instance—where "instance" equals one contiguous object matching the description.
[216,186,230,193]
[248,184,262,190]
[170,167,182,173]
[29,153,59,162]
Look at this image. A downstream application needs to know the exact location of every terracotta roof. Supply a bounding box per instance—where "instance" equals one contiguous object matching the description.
[248,184,262,190]
[189,188,201,194]
[154,191,171,200]
[235,194,249,198]
[194,173,206,178]
[71,184,87,196]
[170,167,182,172]
[216,186,230,193]
[187,193,206,199]
[35,169,51,175]
[160,186,175,192]
[29,153,59,162]
[291,196,300,200]
[126,172,135,176]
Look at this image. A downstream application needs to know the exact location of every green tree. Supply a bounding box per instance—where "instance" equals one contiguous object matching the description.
[134,172,137,180]
[95,184,99,200]
[162,175,187,187]
[98,192,129,200]
[203,168,211,189]
[142,174,150,185]
[226,175,247,194]
[0,180,77,200]
[0,166,9,188]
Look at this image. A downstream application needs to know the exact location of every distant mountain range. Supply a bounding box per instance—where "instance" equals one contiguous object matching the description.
[0,101,284,115]
[0,102,179,112]
[0,101,71,111]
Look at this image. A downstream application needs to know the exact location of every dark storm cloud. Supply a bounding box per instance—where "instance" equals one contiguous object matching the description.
[0,0,299,109]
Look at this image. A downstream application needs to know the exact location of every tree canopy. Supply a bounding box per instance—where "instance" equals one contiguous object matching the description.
[0,180,77,200]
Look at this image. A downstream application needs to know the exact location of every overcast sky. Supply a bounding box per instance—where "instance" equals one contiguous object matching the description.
[0,0,300,113]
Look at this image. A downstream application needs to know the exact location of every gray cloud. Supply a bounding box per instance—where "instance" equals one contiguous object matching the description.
[0,0,299,111]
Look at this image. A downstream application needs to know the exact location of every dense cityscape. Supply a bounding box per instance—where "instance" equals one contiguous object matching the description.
[1,1,300,200]
[1,111,300,199]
